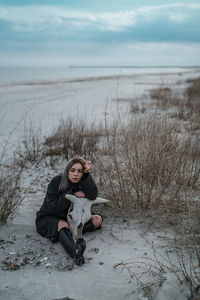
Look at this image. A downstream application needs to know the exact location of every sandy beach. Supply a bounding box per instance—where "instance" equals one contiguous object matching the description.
[0,161,195,300]
[1,68,200,300]
[1,67,200,159]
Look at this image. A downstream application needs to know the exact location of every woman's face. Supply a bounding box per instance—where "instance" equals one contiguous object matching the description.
[68,162,84,183]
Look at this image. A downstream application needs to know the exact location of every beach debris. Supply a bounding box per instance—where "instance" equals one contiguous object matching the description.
[0,239,14,245]
[56,263,74,272]
[40,256,48,262]
[88,247,100,253]
[45,263,52,268]
[1,260,20,271]
[34,261,41,266]
[29,188,36,194]
[49,245,58,255]
[52,296,75,300]
[8,235,16,241]
[0,235,70,272]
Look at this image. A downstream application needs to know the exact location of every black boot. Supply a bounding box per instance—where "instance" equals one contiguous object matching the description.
[82,219,101,233]
[74,238,86,266]
[58,228,86,266]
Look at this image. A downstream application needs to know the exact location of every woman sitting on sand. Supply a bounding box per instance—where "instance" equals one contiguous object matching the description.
[35,157,102,266]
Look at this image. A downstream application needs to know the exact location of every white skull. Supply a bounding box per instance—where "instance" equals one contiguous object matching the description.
[65,194,109,240]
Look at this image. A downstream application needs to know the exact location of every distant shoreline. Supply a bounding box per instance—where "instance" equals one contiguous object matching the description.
[1,65,200,69]
[0,67,199,86]
[68,65,200,69]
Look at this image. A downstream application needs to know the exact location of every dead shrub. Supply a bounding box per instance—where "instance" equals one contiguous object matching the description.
[94,112,200,212]
[178,135,200,189]
[151,213,200,299]
[151,78,200,130]
[183,77,200,130]
[114,208,200,299]
[0,166,21,223]
[44,118,103,161]
[15,125,44,165]
[150,87,176,110]
[186,77,200,98]
[130,103,146,114]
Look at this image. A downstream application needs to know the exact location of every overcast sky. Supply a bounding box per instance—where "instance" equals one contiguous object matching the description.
[0,0,200,66]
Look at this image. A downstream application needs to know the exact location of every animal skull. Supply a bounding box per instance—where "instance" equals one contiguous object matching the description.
[65,194,109,240]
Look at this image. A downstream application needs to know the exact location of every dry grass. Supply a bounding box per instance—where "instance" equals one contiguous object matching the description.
[15,125,44,165]
[0,165,21,223]
[150,77,200,131]
[150,87,176,110]
[0,123,44,222]
[94,112,200,213]
[43,118,103,161]
[150,222,200,299]
[184,77,200,130]
[108,76,200,299]
[130,103,146,114]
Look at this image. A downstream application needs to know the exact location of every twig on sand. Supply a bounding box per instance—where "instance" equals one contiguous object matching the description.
[113,260,167,298]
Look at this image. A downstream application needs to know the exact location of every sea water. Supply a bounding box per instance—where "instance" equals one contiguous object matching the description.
[0,65,194,84]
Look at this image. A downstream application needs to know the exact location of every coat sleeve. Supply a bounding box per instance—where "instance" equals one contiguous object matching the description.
[80,173,98,200]
[44,175,71,215]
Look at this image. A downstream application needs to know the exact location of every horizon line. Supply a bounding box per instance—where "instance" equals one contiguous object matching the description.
[69,65,200,69]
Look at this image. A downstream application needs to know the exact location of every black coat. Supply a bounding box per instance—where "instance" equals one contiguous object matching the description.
[35,172,98,239]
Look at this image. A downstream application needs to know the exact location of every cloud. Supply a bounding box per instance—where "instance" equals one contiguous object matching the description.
[0,3,200,34]
[0,0,200,68]
[98,11,136,31]
[169,12,189,23]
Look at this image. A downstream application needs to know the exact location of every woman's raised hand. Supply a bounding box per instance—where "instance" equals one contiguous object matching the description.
[84,160,91,172]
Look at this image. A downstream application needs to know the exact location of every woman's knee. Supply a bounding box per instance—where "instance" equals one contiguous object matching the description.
[91,214,103,228]
[58,219,70,232]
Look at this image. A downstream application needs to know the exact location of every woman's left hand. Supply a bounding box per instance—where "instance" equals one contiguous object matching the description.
[84,160,91,172]
[74,191,86,198]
